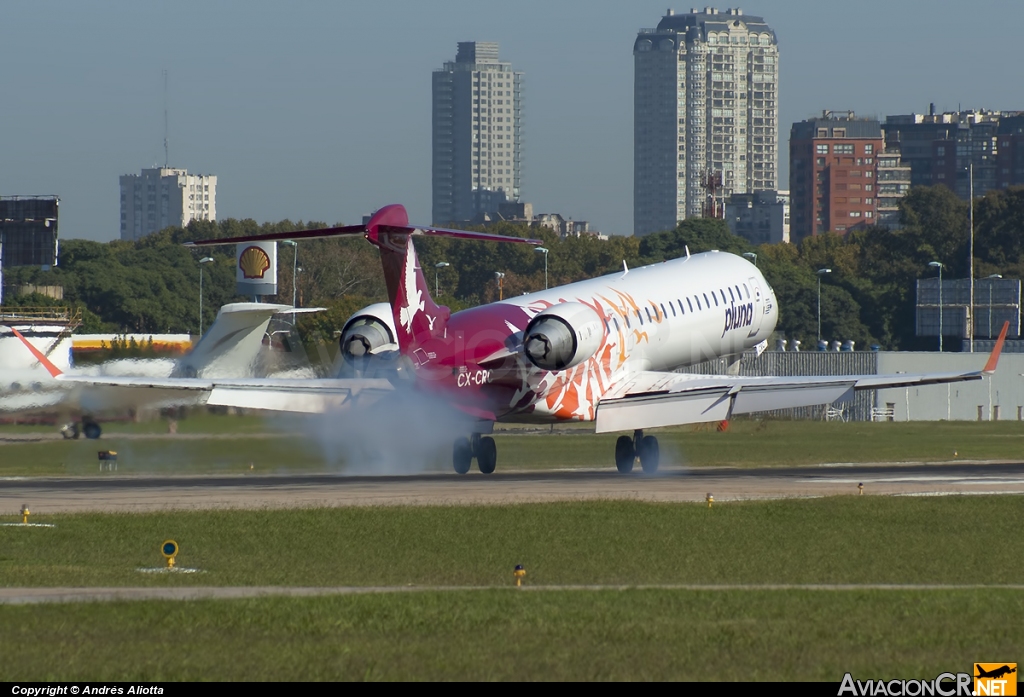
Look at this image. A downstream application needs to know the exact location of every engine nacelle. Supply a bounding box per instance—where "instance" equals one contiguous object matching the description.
[523,302,604,371]
[339,303,397,363]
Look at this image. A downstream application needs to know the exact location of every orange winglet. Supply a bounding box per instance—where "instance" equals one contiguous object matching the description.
[982,321,1010,374]
[10,327,63,378]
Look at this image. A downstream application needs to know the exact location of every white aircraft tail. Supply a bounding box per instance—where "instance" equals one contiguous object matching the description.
[172,303,309,378]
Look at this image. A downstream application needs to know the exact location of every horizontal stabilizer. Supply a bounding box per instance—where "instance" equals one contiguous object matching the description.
[184,204,542,248]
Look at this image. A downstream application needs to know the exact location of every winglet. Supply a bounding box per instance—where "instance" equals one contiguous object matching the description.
[10,327,64,378]
[983,321,1010,375]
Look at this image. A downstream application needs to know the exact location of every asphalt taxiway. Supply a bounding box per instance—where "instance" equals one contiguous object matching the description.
[3,461,1024,513]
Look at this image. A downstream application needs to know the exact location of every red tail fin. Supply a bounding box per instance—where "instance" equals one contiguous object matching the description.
[364,205,446,350]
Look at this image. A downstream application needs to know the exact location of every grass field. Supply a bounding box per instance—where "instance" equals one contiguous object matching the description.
[2,496,1023,680]
[1,589,1018,681]
[2,497,1022,587]
[2,416,1024,476]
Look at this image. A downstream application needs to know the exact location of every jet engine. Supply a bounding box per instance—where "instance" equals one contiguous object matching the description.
[339,303,398,363]
[523,302,604,371]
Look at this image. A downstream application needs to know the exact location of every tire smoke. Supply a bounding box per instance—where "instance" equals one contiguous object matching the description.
[296,386,476,475]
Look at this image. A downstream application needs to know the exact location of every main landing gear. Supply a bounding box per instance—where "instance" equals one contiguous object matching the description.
[61,418,102,440]
[614,429,659,474]
[453,433,497,475]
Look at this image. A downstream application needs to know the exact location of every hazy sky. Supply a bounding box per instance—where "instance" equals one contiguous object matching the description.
[1,1,1020,241]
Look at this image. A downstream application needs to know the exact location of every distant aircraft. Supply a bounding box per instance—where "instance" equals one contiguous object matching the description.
[39,204,1009,470]
[4,302,317,438]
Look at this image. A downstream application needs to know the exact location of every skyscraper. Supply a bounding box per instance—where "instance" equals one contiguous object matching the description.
[432,42,523,225]
[120,167,216,241]
[633,8,778,236]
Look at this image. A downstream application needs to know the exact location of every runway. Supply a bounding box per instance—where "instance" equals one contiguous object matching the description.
[3,461,1024,513]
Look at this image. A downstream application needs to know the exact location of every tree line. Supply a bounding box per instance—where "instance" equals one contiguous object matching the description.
[4,184,1023,351]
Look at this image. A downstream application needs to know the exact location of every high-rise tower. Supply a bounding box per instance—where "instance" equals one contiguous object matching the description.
[120,167,216,241]
[432,42,523,225]
[634,8,778,236]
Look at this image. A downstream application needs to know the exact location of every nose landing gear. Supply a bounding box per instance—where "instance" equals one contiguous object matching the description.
[614,429,659,474]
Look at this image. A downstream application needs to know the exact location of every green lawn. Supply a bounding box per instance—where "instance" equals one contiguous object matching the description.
[3,497,1022,681]
[1,589,1017,680]
[2,417,1024,476]
[2,497,1022,587]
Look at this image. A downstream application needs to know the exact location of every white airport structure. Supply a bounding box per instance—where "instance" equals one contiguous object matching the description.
[120,167,217,241]
[634,8,779,235]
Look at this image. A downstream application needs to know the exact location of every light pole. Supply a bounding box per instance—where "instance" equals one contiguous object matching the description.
[742,252,758,267]
[495,272,505,301]
[198,257,214,335]
[434,261,449,297]
[986,274,1002,339]
[816,268,831,342]
[282,240,298,322]
[929,261,943,352]
[282,240,298,306]
[535,247,549,289]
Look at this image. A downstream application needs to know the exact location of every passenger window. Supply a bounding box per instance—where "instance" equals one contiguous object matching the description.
[742,283,750,299]
[735,285,742,299]
[669,302,676,317]
[637,310,644,325]
[695,296,702,310]
[613,318,620,331]
[686,298,693,312]
[625,316,631,329]
[709,292,717,307]
[660,303,667,319]
[720,290,727,304]
[728,287,735,302]
[645,307,653,322]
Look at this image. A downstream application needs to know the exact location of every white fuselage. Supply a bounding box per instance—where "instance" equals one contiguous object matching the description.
[481,251,779,422]
[504,250,777,370]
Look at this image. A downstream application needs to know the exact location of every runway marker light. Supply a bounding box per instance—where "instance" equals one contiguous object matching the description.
[706,493,714,508]
[162,539,179,569]
[858,483,864,495]
[20,504,29,524]
[514,564,526,587]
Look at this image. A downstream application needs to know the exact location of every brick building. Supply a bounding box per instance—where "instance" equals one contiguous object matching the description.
[789,112,883,242]
[997,114,1024,191]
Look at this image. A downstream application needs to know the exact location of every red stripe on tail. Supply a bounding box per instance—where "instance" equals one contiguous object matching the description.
[11,327,63,378]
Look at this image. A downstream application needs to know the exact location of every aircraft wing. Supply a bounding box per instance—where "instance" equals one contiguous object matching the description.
[55,375,394,413]
[595,323,1008,434]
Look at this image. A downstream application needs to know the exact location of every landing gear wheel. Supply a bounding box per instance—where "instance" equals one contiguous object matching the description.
[638,435,660,474]
[83,421,102,440]
[477,436,497,474]
[615,435,635,473]
[453,437,472,474]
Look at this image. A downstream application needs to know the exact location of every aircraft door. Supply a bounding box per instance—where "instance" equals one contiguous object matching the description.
[747,276,764,338]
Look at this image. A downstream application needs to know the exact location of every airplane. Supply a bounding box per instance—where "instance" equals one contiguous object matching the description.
[975,665,1016,680]
[4,302,319,438]
[31,203,1009,472]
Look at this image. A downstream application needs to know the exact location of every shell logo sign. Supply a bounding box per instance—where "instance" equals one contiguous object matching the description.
[239,245,271,279]
[235,240,277,296]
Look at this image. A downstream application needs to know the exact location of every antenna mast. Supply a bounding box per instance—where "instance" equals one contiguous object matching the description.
[163,69,169,168]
